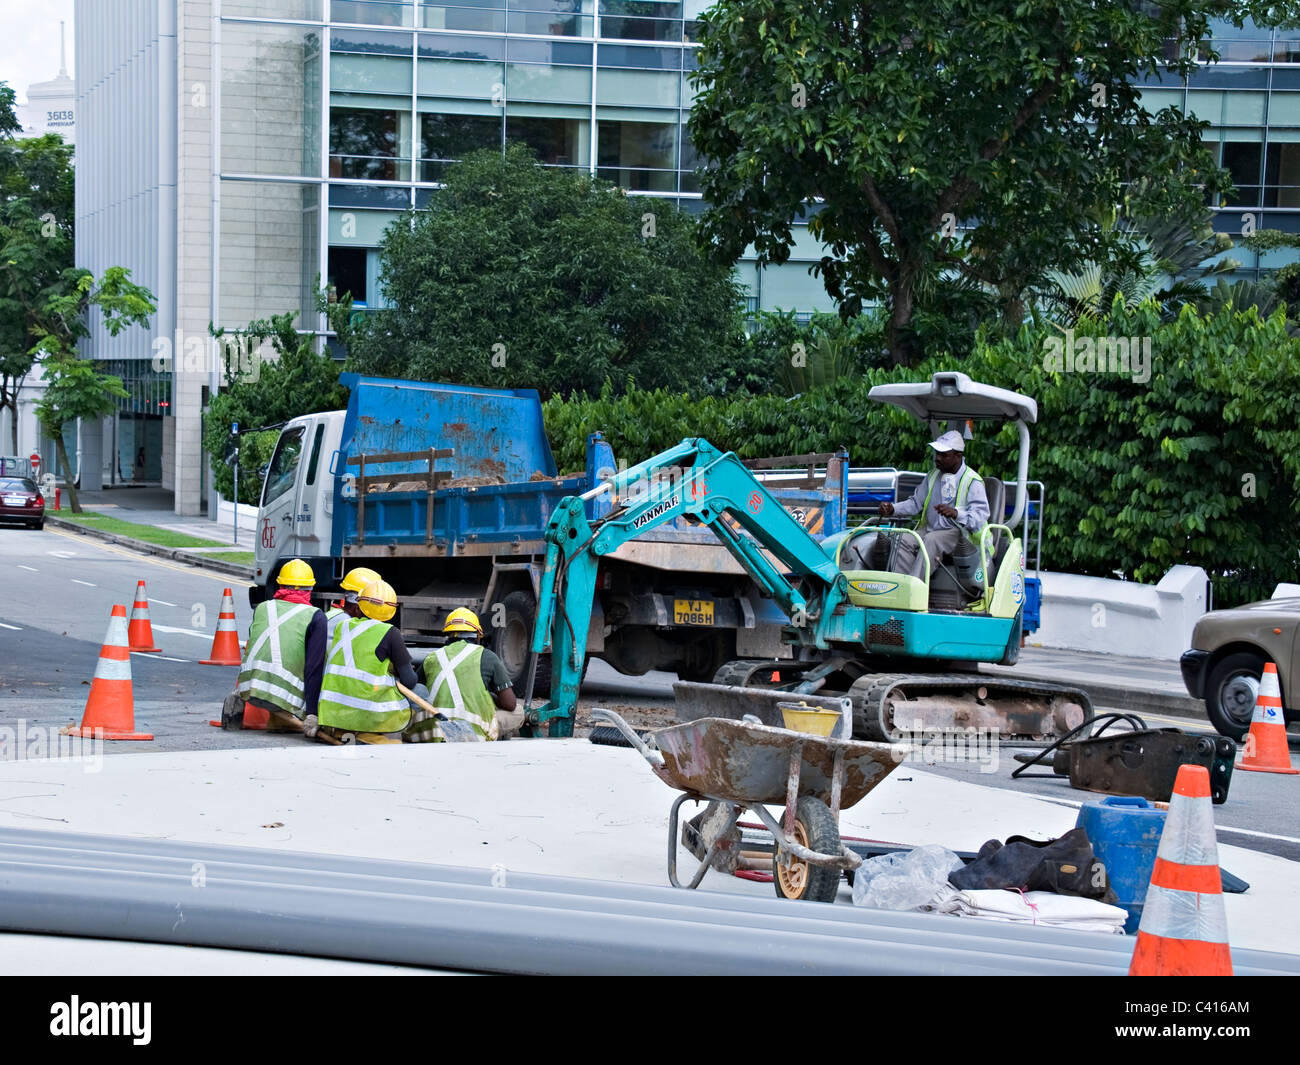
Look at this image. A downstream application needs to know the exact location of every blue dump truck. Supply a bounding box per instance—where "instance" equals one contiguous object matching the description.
[250,374,851,689]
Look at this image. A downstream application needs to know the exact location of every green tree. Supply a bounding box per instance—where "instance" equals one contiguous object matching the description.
[345,144,746,397]
[688,0,1289,366]
[32,268,157,512]
[204,306,349,503]
[0,81,19,138]
[0,126,76,451]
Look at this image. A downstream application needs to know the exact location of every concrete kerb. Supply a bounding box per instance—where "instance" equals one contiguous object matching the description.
[45,515,254,582]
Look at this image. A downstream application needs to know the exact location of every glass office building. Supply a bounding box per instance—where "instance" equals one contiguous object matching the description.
[76,2,1300,513]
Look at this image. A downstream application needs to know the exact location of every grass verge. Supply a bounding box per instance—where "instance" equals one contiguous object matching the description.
[55,510,229,549]
[201,551,256,566]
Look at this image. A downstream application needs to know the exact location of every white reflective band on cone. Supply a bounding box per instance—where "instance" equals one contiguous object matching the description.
[93,657,132,681]
[1258,667,1281,699]
[1138,883,1230,943]
[1155,795,1219,867]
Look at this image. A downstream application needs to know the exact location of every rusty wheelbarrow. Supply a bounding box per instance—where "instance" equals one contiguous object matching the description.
[592,709,900,903]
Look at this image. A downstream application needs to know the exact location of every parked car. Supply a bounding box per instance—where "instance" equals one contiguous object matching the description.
[1181,597,1300,740]
[0,476,44,529]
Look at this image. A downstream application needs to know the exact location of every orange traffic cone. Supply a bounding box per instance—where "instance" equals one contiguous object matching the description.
[1236,662,1297,775]
[1128,764,1231,976]
[200,588,242,666]
[62,605,154,741]
[127,579,162,653]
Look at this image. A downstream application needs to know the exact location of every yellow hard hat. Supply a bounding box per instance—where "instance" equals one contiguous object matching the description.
[340,566,382,594]
[443,607,483,636]
[278,558,316,587]
[358,579,397,622]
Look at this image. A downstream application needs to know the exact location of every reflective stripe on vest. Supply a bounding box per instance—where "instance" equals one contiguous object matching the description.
[319,616,409,733]
[916,466,979,534]
[236,600,315,715]
[326,607,347,643]
[419,641,494,740]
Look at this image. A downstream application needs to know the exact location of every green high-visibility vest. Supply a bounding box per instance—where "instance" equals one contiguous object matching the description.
[325,606,347,643]
[318,616,410,733]
[236,600,318,718]
[409,641,494,742]
[914,466,981,538]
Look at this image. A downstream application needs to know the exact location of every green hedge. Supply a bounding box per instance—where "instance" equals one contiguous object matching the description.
[543,301,1300,606]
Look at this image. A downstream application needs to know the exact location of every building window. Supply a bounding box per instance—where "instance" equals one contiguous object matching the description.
[333,0,415,26]
[506,116,587,166]
[330,107,412,180]
[1222,141,1262,206]
[420,1,508,34]
[328,246,369,305]
[1265,142,1300,208]
[596,118,677,191]
[420,113,502,180]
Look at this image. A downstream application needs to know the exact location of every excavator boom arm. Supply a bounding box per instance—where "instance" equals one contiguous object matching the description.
[529,438,848,735]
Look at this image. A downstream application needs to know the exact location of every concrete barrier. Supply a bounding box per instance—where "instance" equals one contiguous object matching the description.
[215,496,259,539]
[1029,565,1210,661]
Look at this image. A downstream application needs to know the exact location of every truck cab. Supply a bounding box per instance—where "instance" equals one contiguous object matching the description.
[252,411,344,597]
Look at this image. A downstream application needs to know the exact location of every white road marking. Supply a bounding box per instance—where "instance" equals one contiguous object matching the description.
[151,598,177,607]
[47,528,252,587]
[131,652,190,663]
[17,565,37,572]
[48,550,76,559]
[151,625,212,640]
[0,622,20,631]
[70,579,96,587]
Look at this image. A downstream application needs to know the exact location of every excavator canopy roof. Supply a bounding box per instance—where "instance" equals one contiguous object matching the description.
[867,371,1037,425]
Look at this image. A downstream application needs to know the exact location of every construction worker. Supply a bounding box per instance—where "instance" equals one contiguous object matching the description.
[325,566,383,641]
[310,579,419,739]
[232,558,327,727]
[407,608,517,742]
[877,429,989,580]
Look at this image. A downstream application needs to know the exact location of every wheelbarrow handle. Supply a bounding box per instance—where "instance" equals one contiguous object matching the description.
[591,708,664,768]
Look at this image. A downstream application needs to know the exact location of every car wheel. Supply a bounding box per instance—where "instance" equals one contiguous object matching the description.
[1204,651,1266,741]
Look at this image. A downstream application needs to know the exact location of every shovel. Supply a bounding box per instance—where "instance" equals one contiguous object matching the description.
[397,681,481,743]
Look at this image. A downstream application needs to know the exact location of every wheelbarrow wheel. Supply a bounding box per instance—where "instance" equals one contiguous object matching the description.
[773,797,841,904]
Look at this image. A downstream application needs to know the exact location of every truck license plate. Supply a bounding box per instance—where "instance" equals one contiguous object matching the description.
[674,599,714,626]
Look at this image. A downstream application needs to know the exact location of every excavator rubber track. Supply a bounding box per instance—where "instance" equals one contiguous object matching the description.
[674,660,1093,745]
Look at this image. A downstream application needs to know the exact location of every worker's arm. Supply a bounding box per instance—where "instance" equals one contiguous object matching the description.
[481,649,517,711]
[375,628,420,690]
[883,474,928,519]
[302,611,327,717]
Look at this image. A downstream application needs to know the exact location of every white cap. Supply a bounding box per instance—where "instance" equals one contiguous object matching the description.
[928,429,965,453]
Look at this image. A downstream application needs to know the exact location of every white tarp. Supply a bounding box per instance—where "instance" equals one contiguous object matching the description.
[924,885,1128,934]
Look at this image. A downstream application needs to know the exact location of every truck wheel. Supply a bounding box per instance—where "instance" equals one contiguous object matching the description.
[676,633,734,684]
[773,797,842,904]
[1205,651,1265,742]
[491,590,551,696]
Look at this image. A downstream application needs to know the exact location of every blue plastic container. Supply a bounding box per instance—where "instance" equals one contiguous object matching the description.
[1075,796,1167,934]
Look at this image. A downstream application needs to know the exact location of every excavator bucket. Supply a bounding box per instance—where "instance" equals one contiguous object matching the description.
[673,682,851,731]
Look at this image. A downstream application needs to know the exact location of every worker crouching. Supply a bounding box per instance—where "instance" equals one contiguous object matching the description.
[311,579,419,741]
[406,608,519,742]
[233,558,327,729]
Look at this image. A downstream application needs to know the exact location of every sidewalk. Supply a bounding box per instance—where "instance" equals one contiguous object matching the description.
[982,644,1201,718]
[47,485,255,580]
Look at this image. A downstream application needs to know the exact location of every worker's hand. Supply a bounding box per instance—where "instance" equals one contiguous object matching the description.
[877,501,894,517]
[303,714,318,738]
[935,504,959,519]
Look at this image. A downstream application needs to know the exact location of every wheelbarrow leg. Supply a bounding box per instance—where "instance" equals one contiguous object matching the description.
[667,793,740,890]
